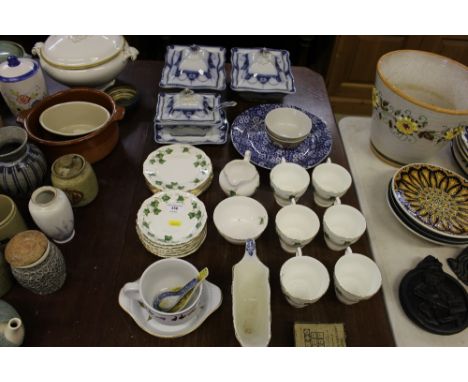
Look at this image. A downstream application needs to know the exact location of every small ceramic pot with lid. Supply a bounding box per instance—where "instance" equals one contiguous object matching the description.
[51,154,98,207]
[0,55,48,115]
[4,230,66,295]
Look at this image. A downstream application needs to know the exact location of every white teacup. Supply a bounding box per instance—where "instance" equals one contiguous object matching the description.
[311,158,352,207]
[275,199,320,253]
[280,248,329,308]
[121,258,203,325]
[270,158,310,207]
[323,198,366,251]
[334,247,382,305]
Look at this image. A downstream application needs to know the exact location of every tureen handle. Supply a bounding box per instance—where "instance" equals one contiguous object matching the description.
[31,42,44,57]
[123,46,139,61]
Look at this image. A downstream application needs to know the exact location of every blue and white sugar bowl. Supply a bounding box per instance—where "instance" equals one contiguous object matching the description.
[0,55,48,115]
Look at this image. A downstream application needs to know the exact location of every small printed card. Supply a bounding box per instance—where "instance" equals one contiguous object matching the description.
[294,323,346,347]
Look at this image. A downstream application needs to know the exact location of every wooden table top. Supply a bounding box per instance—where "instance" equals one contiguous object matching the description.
[3,60,395,346]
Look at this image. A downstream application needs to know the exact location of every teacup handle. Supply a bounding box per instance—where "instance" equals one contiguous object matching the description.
[345,247,353,255]
[333,197,341,206]
[244,150,252,162]
[295,247,303,257]
[289,197,296,205]
[122,280,139,297]
[326,157,332,164]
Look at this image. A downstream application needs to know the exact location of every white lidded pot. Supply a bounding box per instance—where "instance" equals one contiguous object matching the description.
[28,186,75,244]
[32,35,139,89]
[0,55,48,115]
[219,150,260,197]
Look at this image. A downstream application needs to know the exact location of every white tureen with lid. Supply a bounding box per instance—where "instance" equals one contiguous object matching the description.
[32,35,139,88]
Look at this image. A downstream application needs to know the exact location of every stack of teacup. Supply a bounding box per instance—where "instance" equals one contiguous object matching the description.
[136,190,208,258]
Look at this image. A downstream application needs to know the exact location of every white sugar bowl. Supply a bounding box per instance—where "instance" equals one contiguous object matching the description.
[219,150,260,197]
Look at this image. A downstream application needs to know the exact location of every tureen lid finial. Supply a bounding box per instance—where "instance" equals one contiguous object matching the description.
[7,55,20,67]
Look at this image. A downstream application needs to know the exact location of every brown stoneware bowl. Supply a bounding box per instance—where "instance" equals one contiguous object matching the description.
[17,88,125,164]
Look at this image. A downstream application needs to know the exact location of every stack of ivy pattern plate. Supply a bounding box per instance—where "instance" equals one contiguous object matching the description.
[143,144,213,196]
[136,191,208,257]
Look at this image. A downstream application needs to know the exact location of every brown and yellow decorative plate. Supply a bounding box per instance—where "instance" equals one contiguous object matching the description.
[392,163,468,239]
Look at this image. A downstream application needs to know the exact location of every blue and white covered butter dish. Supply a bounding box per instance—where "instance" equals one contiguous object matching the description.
[155,89,223,126]
[230,47,296,94]
[160,45,226,90]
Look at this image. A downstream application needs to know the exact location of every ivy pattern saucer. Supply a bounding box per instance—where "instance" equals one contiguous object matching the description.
[119,279,222,338]
[136,191,207,246]
[230,47,295,94]
[143,144,213,194]
[160,45,226,90]
[231,104,332,169]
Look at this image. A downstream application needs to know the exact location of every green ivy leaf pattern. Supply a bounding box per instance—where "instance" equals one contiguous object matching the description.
[196,154,202,159]
[150,159,156,164]
[192,202,198,209]
[144,208,150,216]
[188,210,202,220]
[161,194,170,202]
[165,148,173,154]
[259,217,265,225]
[153,207,161,215]
[155,180,163,186]
[230,190,236,196]
[195,221,202,229]
[150,200,159,207]
[177,195,185,203]
[182,147,190,153]
[164,235,173,242]
[193,178,200,184]
[142,221,149,229]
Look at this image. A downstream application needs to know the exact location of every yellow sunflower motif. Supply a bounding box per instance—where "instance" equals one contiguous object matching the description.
[395,116,419,135]
[372,87,380,109]
[443,125,464,141]
[393,164,468,236]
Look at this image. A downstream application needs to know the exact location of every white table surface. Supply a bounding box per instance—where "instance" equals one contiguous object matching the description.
[339,116,467,346]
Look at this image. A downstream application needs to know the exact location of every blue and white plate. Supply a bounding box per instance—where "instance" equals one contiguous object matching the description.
[160,45,226,90]
[154,112,229,145]
[155,91,222,126]
[231,104,332,169]
[230,47,295,94]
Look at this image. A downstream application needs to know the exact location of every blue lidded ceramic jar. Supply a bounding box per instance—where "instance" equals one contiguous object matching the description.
[0,126,47,198]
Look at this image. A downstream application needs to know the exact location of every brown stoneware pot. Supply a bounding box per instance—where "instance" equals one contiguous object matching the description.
[16,87,125,164]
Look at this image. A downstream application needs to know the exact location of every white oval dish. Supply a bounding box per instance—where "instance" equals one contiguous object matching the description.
[232,239,271,346]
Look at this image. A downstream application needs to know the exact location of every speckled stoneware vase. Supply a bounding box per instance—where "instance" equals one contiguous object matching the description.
[5,230,66,295]
[0,299,24,346]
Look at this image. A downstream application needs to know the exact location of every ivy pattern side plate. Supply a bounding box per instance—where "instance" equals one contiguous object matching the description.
[230,104,332,169]
[392,163,468,239]
[143,144,212,193]
[136,191,208,245]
